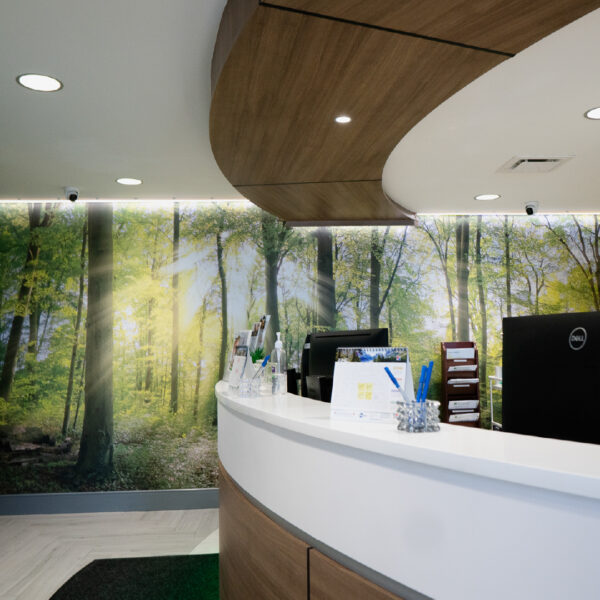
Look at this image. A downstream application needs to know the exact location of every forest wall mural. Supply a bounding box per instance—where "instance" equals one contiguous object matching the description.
[0,201,598,494]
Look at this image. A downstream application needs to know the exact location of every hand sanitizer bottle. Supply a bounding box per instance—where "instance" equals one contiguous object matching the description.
[270,332,287,396]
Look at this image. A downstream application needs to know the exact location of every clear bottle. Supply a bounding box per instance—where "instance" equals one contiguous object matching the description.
[270,332,287,396]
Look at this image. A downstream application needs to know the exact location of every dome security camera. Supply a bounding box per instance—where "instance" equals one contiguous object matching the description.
[525,201,538,216]
[64,187,79,202]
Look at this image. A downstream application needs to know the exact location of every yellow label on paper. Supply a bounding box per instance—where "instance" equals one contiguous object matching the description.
[357,382,373,401]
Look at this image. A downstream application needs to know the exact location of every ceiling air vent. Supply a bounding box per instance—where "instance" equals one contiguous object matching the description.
[500,156,573,173]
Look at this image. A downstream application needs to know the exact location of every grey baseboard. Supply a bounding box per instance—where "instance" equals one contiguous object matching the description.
[0,487,219,515]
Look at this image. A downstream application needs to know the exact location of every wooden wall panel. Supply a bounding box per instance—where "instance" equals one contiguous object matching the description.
[271,0,600,54]
[309,548,403,600]
[210,6,504,186]
[219,465,309,600]
[236,180,413,224]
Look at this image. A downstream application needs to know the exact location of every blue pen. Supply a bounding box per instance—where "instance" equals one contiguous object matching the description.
[384,366,411,403]
[421,361,434,402]
[252,354,271,380]
[416,364,427,402]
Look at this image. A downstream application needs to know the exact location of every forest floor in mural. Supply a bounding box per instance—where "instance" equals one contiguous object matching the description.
[0,418,218,493]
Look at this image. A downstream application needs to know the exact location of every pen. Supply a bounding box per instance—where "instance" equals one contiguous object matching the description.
[384,366,411,403]
[416,364,427,402]
[252,354,271,380]
[421,361,434,402]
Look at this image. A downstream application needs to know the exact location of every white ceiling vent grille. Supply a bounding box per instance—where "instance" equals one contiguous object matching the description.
[500,156,573,173]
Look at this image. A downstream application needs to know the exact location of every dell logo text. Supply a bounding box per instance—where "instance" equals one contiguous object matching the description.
[568,327,587,351]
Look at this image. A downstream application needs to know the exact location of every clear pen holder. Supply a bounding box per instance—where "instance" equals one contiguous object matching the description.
[238,376,261,398]
[396,400,440,432]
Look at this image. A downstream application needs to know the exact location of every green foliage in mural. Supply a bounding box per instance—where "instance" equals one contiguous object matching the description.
[0,203,598,493]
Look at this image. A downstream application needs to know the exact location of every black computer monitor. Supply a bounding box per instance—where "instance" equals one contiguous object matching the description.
[502,312,600,444]
[301,328,388,401]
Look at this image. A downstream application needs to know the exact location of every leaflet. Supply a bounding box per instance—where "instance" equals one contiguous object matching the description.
[446,348,475,359]
[449,412,479,422]
[448,399,479,410]
[448,364,477,372]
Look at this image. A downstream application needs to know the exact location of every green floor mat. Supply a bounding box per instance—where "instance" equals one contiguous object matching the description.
[50,553,219,600]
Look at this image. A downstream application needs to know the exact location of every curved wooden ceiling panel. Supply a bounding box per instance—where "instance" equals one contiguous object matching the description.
[210,1,600,224]
[270,0,600,54]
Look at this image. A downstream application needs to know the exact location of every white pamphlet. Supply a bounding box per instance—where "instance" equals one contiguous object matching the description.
[448,364,477,372]
[449,412,479,422]
[446,347,475,359]
[448,399,479,410]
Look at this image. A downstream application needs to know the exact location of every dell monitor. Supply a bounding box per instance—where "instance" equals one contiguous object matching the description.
[502,312,600,444]
[301,328,388,401]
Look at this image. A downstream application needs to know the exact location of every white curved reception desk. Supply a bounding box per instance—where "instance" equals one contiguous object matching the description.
[217,381,600,600]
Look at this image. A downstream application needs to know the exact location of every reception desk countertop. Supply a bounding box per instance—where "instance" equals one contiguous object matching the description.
[217,382,600,600]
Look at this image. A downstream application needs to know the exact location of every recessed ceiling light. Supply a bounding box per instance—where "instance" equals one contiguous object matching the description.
[474,193,500,201]
[335,115,351,124]
[584,107,600,120]
[116,177,142,186]
[17,73,62,92]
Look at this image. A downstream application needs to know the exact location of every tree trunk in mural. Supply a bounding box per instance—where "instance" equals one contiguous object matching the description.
[456,216,470,341]
[170,203,180,414]
[261,214,281,351]
[265,249,279,347]
[62,222,87,436]
[72,357,85,431]
[423,220,457,341]
[475,216,487,399]
[144,226,160,397]
[0,202,54,402]
[144,297,154,394]
[77,203,113,477]
[504,216,513,318]
[193,296,209,420]
[216,231,228,381]
[369,229,384,329]
[378,228,407,330]
[26,303,40,360]
[315,227,335,330]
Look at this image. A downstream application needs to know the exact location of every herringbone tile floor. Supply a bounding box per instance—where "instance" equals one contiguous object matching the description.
[0,509,219,599]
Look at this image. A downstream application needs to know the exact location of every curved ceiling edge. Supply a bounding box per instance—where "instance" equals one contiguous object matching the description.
[209,1,600,224]
[382,7,600,216]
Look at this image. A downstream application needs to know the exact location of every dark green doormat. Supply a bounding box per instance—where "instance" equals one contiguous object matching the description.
[50,553,219,600]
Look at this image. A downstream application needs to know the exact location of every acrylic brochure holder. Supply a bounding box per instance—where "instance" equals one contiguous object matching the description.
[330,347,414,423]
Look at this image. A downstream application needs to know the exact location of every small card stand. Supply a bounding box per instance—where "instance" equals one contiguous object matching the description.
[330,347,413,423]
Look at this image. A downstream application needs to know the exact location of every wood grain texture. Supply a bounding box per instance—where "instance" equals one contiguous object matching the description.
[211,0,259,92]
[219,465,309,600]
[309,548,403,600]
[236,180,414,224]
[271,0,600,54]
[211,5,504,186]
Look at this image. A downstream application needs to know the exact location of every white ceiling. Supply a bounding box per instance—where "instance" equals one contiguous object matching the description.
[0,0,242,201]
[383,8,600,216]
